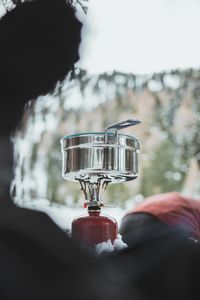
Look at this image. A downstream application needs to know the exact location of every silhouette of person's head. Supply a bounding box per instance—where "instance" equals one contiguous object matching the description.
[0,0,82,136]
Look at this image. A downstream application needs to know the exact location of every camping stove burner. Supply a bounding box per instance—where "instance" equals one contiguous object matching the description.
[78,176,111,209]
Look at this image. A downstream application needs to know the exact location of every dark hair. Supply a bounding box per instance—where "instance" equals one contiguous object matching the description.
[0,0,82,135]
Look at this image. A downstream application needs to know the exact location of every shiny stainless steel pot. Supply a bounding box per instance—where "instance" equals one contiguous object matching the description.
[61,119,140,184]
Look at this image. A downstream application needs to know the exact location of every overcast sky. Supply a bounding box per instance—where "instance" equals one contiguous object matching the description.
[1,1,200,75]
[79,0,200,75]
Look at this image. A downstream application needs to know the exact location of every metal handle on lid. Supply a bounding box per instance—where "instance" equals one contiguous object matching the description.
[105,119,141,131]
[105,119,141,144]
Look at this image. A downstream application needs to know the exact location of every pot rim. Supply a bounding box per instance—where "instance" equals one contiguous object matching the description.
[62,132,138,140]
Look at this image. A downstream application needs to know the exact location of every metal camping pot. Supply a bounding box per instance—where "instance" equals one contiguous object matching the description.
[61,119,140,184]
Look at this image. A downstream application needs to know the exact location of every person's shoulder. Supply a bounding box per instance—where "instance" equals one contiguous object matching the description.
[0,202,53,226]
[0,203,68,251]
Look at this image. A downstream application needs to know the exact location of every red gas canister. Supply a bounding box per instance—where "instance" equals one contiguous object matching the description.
[72,207,118,246]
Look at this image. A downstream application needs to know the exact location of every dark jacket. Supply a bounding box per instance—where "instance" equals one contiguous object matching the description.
[0,198,132,300]
[117,211,200,300]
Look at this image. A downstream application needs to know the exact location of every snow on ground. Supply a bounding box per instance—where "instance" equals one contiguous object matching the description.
[20,198,128,231]
[20,199,129,254]
[95,235,127,255]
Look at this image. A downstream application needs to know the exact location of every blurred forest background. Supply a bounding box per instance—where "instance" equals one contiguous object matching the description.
[13,68,200,208]
[1,0,200,211]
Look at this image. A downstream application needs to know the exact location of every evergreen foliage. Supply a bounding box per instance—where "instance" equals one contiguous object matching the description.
[14,68,200,206]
